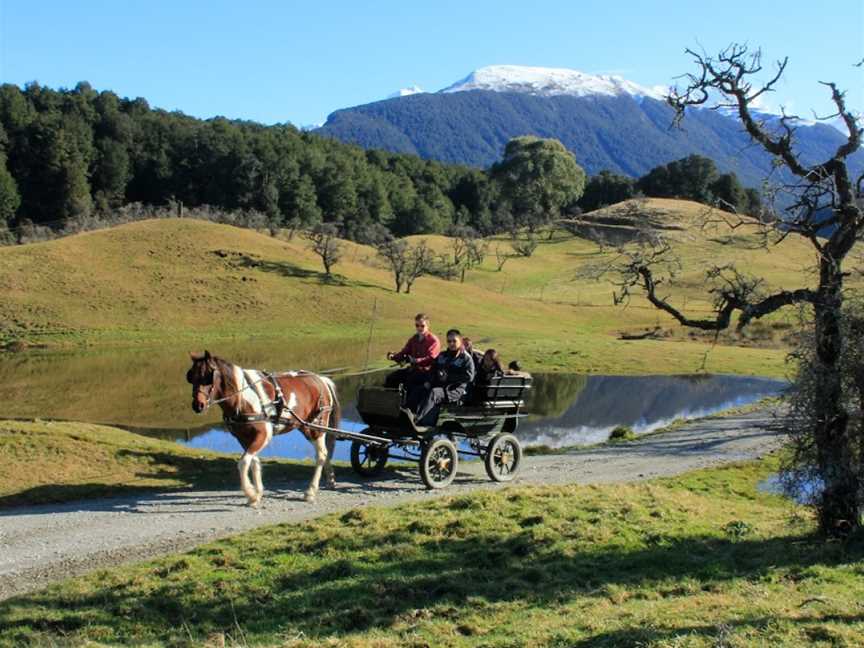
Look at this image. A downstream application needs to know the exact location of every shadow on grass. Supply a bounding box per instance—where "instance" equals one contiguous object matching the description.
[0,450,315,512]
[3,520,861,644]
[568,612,864,647]
[240,255,388,292]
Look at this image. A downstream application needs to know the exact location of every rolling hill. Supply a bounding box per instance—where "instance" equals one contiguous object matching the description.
[0,198,839,378]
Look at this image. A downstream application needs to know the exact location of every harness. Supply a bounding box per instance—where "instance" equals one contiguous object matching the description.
[220,369,335,433]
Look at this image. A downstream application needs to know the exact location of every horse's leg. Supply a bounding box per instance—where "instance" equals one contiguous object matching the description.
[251,455,264,504]
[247,424,272,507]
[305,434,328,503]
[237,452,257,505]
[324,432,336,489]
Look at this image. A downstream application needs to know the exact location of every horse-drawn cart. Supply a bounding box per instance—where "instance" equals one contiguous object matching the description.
[337,374,532,489]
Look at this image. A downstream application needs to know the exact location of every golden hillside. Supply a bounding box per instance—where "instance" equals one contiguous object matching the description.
[0,199,831,376]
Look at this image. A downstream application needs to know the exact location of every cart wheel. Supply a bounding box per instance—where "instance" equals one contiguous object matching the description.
[484,433,522,482]
[350,440,388,477]
[419,438,459,489]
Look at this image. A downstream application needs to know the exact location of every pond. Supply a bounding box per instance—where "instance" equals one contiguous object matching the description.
[0,344,786,461]
[757,473,823,505]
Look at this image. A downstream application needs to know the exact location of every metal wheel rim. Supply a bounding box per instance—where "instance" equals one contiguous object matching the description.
[427,445,454,482]
[492,440,517,477]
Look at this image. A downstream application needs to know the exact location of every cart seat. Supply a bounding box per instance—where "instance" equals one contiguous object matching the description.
[469,373,532,407]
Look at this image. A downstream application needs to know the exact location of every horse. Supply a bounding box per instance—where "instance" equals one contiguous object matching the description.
[186,351,340,506]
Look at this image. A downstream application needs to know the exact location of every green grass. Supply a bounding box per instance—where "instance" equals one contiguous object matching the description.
[2,457,862,647]
[0,419,313,508]
[0,198,846,377]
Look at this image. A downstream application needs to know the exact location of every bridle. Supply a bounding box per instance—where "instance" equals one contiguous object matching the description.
[188,364,226,412]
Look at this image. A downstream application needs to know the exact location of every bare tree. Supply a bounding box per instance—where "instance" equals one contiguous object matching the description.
[607,44,862,534]
[447,226,489,282]
[494,244,511,272]
[302,223,343,278]
[404,241,434,293]
[376,237,433,293]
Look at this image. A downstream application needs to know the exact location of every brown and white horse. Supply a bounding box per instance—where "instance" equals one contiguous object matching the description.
[186,351,340,506]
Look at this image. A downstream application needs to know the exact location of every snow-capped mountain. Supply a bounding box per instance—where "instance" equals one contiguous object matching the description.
[316,65,862,187]
[387,85,424,99]
[440,65,666,101]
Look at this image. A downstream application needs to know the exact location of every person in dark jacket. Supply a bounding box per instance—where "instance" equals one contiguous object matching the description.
[405,328,475,427]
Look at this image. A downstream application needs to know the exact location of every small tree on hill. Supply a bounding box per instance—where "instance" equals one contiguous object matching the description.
[448,225,488,282]
[302,223,342,278]
[376,237,433,293]
[511,233,538,258]
[602,43,863,535]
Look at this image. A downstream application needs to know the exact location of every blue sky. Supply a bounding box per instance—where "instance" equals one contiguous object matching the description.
[1,0,861,127]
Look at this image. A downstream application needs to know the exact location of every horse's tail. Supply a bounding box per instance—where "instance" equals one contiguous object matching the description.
[321,375,341,430]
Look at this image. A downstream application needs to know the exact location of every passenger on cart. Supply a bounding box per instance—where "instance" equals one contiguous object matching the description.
[475,349,505,385]
[405,328,475,427]
[385,313,441,391]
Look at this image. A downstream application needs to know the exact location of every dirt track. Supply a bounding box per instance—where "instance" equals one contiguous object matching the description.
[0,408,785,601]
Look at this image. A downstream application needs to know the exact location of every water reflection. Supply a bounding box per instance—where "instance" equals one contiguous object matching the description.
[0,346,785,460]
[520,374,785,448]
[109,373,785,460]
[0,340,390,428]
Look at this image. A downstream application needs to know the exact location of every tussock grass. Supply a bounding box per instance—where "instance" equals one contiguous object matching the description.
[1,457,862,647]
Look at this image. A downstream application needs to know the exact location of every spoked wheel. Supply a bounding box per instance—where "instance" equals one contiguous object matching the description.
[419,438,459,489]
[350,440,389,477]
[484,433,522,482]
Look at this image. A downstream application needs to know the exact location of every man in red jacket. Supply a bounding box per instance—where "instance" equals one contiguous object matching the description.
[385,313,441,390]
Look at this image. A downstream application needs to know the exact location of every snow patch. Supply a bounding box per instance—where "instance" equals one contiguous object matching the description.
[387,85,424,99]
[440,65,666,101]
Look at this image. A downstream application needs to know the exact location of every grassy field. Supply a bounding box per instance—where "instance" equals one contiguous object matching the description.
[0,419,312,508]
[0,198,839,377]
[1,456,861,647]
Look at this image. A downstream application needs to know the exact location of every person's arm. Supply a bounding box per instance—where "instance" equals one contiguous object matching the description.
[413,335,440,369]
[389,337,413,363]
[464,353,476,384]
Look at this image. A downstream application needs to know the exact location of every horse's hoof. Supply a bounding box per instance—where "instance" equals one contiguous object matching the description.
[304,491,317,503]
[326,479,336,489]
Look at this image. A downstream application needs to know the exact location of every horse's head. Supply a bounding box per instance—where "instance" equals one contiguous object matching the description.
[186,350,220,413]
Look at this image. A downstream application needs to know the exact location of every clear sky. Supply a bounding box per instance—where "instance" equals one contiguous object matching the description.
[1,0,861,127]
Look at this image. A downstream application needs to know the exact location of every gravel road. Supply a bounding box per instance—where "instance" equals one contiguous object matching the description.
[0,408,784,601]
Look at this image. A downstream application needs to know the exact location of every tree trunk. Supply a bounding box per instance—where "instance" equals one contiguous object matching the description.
[813,260,860,534]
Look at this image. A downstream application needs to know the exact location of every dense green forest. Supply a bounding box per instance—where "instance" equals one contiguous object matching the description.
[0,82,503,241]
[0,82,762,243]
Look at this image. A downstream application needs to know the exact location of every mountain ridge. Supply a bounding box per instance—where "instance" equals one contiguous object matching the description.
[316,89,862,189]
[318,64,861,187]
